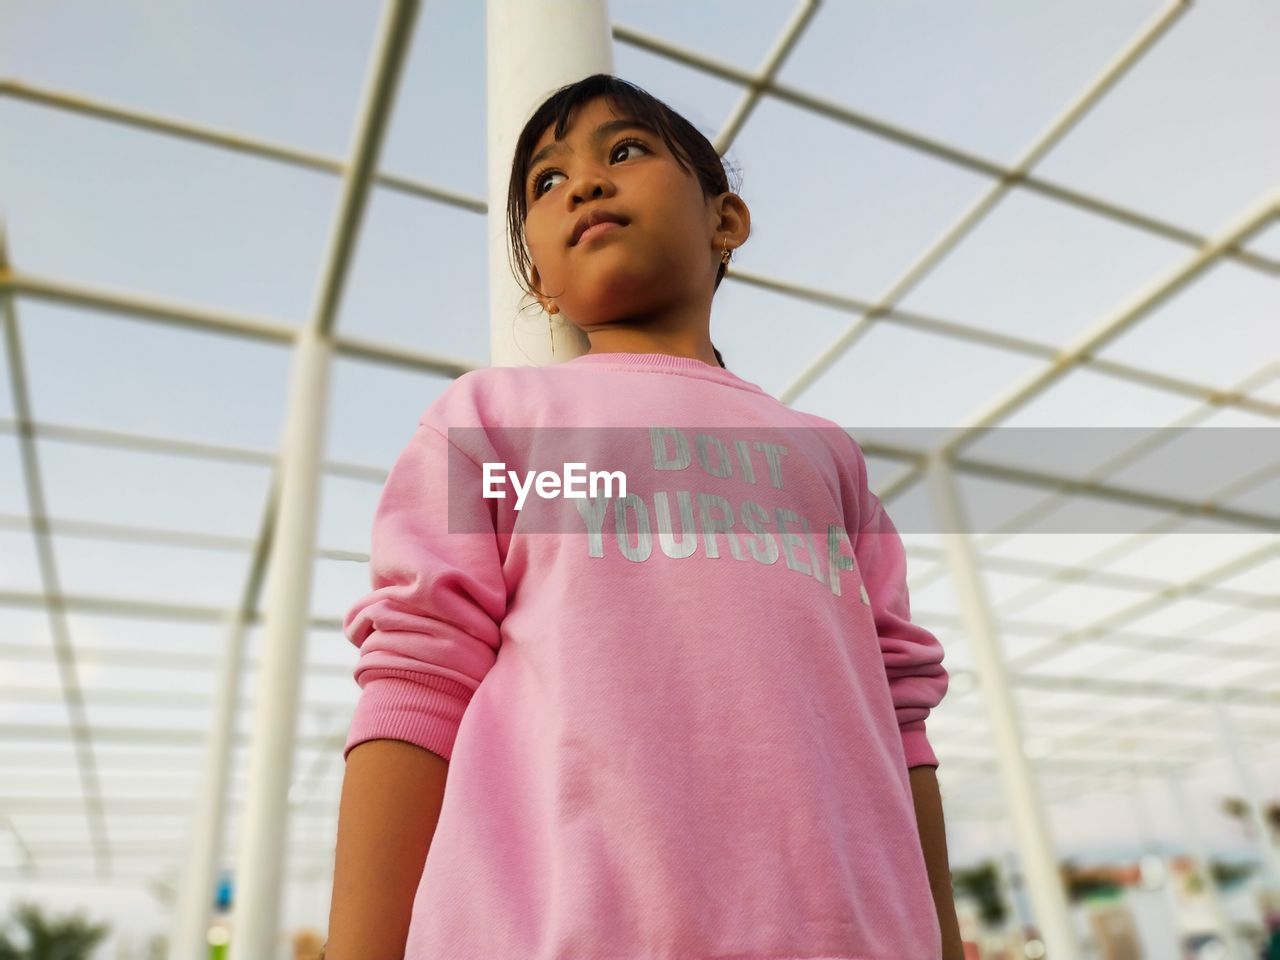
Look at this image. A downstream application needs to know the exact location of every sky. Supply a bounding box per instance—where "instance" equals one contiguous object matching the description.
[1,0,1279,952]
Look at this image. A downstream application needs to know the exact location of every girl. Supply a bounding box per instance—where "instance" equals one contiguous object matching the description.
[327,74,961,960]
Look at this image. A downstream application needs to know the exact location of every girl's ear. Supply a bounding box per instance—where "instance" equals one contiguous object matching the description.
[716,192,751,250]
[530,266,558,315]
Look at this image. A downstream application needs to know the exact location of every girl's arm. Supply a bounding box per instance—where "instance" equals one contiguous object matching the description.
[325,739,449,960]
[909,764,966,960]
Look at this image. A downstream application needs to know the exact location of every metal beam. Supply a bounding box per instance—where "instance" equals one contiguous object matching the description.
[0,227,111,876]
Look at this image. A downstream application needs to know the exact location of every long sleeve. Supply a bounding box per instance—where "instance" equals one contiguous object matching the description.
[342,415,508,763]
[853,450,949,770]
[356,357,956,958]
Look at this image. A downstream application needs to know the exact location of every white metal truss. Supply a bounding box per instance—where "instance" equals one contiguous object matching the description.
[1,0,1277,953]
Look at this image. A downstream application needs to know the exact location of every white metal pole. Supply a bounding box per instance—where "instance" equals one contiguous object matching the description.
[1166,774,1247,958]
[923,449,1083,959]
[486,0,613,368]
[228,3,419,956]
[995,851,1022,947]
[167,612,248,959]
[1119,708,1183,952]
[226,327,331,960]
[1125,772,1181,954]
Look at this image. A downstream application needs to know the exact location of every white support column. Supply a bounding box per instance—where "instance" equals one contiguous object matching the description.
[486,0,613,367]
[994,851,1021,941]
[923,450,1083,960]
[1210,687,1280,894]
[1166,774,1246,958]
[1119,709,1182,952]
[1125,773,1181,955]
[167,612,249,959]
[1001,847,1035,940]
[227,327,332,960]
[225,0,418,955]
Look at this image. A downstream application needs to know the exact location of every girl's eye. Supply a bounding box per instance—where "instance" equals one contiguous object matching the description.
[530,138,648,199]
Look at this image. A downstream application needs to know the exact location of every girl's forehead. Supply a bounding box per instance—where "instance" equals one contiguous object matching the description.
[530,99,630,155]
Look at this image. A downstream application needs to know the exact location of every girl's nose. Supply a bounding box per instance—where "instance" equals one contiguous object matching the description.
[570,173,610,204]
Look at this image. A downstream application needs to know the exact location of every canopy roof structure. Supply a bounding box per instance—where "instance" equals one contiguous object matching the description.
[1,0,1277,950]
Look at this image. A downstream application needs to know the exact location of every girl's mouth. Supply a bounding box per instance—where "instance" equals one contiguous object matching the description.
[577,221,625,245]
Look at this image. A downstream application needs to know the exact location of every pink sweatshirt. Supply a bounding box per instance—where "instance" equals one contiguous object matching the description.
[343,351,950,960]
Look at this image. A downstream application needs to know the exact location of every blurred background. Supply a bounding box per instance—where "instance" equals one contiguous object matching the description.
[1,0,1278,957]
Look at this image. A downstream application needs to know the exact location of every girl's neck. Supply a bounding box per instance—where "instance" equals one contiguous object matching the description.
[579,333,718,369]
[573,350,719,370]
[557,351,768,396]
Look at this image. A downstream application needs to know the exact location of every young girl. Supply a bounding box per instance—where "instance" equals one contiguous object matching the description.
[328,74,961,960]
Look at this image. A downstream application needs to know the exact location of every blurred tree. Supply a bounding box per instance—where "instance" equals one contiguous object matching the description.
[1060,858,1122,903]
[0,901,111,960]
[1210,858,1258,891]
[951,861,1009,928]
[1222,796,1280,840]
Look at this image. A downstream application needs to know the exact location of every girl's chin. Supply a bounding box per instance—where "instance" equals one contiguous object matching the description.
[571,274,655,303]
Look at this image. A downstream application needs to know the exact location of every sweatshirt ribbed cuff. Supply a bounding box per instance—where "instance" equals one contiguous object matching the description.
[900,719,939,769]
[344,672,475,762]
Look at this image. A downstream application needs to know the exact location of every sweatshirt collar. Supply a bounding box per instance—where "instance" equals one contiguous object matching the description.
[560,351,768,395]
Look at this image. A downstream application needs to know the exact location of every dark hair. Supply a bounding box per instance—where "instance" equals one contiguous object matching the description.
[505,74,741,369]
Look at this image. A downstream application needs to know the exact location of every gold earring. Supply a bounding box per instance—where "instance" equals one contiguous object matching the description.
[721,236,731,266]
[547,308,554,354]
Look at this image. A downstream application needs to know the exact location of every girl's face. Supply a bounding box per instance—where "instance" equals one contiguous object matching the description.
[522,96,738,332]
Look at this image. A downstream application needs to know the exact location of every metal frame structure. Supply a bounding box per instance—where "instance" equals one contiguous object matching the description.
[1,0,1277,955]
